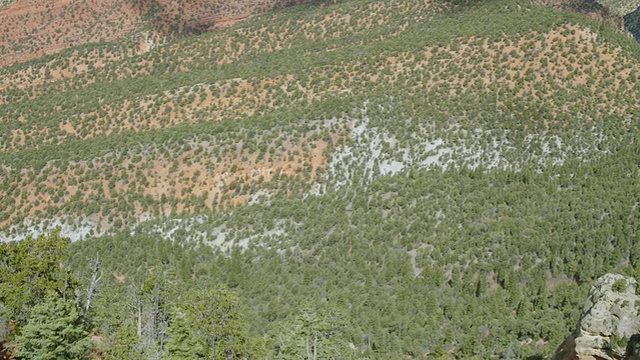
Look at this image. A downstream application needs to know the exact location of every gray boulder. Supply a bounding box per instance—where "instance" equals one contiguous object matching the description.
[554,273,640,360]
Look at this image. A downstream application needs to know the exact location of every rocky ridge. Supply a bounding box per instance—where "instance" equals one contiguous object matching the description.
[592,0,640,42]
[624,6,640,42]
[554,274,640,360]
[594,0,639,15]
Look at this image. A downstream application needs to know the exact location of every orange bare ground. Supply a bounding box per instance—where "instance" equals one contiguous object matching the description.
[0,0,299,67]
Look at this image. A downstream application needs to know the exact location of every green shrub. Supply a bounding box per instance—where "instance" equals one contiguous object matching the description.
[612,279,627,293]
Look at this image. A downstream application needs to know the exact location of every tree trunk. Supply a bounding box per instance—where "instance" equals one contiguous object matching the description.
[82,257,101,320]
[137,300,142,338]
[210,336,216,360]
[313,333,318,360]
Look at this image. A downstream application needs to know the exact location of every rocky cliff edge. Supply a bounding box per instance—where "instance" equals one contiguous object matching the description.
[554,273,640,360]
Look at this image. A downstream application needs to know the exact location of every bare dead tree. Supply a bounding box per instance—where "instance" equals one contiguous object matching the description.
[81,256,102,320]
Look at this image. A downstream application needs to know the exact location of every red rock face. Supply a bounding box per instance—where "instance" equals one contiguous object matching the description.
[0,0,300,66]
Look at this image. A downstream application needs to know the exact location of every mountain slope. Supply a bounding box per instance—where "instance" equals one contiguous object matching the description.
[1,0,639,238]
[0,0,300,66]
[2,0,640,357]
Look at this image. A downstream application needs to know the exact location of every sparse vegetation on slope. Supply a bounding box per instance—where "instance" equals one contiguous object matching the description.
[1,0,639,237]
[0,0,304,67]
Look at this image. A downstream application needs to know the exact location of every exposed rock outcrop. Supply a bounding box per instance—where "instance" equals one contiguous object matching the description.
[594,0,640,16]
[554,274,640,360]
[532,0,625,28]
[624,6,640,43]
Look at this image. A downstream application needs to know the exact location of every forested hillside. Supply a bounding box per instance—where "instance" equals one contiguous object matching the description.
[1,0,640,358]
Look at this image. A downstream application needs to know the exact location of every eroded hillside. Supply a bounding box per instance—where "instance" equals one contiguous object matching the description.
[0,0,301,66]
[1,0,639,239]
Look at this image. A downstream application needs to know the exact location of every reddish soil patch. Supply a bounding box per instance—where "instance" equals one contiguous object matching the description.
[0,0,301,67]
[0,124,347,229]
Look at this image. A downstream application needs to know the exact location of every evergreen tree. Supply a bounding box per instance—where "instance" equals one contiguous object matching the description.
[184,286,252,359]
[12,293,91,360]
[165,308,205,360]
[0,229,77,327]
[273,305,348,359]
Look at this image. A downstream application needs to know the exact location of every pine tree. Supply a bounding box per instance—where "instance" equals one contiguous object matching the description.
[12,293,91,360]
[0,229,77,327]
[273,304,348,359]
[166,308,205,360]
[185,286,249,359]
